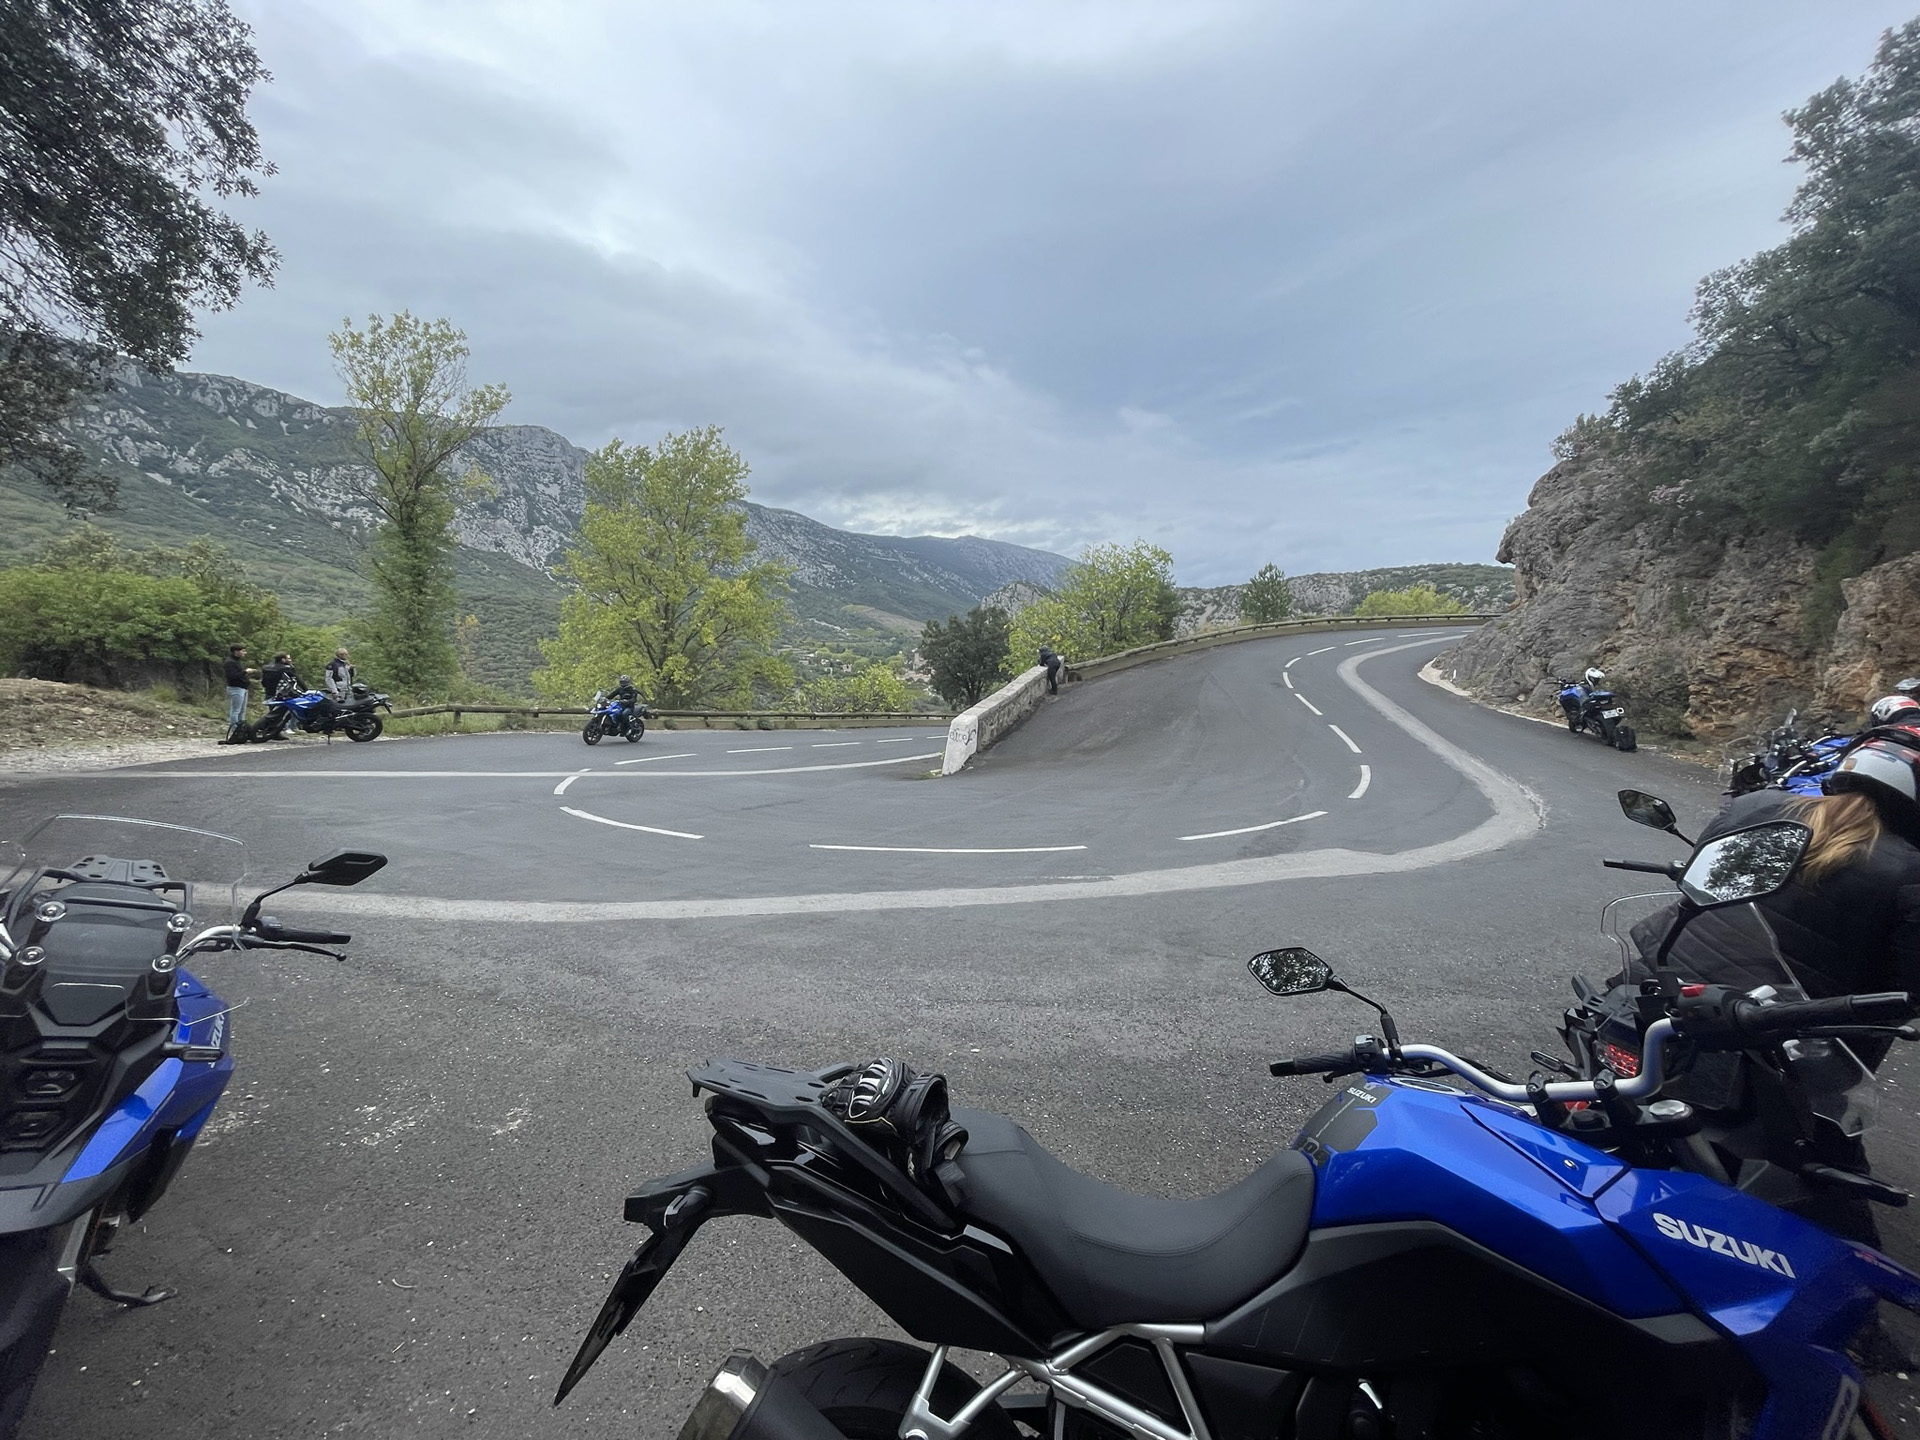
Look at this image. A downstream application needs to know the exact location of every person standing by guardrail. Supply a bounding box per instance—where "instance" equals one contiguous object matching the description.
[1039,644,1063,696]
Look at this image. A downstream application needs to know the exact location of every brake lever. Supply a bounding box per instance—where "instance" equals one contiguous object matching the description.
[241,937,347,962]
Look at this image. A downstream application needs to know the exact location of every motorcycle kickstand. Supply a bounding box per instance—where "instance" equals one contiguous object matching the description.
[79,1263,175,1307]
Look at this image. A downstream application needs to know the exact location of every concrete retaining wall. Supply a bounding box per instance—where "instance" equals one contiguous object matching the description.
[943,665,1049,774]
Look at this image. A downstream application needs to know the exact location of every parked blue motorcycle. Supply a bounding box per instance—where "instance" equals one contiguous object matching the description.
[0,816,386,1435]
[582,691,648,745]
[253,682,392,743]
[1557,667,1637,752]
[557,806,1915,1438]
[1727,709,1853,797]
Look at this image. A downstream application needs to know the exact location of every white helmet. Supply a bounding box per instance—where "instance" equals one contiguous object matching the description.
[1584,667,1606,686]
[1869,695,1920,725]
[1825,738,1920,813]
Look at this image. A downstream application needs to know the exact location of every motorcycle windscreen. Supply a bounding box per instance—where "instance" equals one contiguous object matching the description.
[0,814,248,931]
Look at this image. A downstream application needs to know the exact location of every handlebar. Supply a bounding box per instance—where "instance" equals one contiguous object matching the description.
[1727,991,1917,1038]
[257,919,351,945]
[1269,1052,1359,1078]
[1602,858,1682,876]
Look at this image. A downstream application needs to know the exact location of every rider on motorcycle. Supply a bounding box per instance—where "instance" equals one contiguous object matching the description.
[1629,739,1920,1054]
[608,675,645,735]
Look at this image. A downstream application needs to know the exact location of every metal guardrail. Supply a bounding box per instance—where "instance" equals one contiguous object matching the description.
[1067,612,1498,682]
[385,703,952,726]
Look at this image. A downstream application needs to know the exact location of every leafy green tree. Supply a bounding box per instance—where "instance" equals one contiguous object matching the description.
[0,0,277,507]
[1240,563,1293,623]
[1570,21,1920,636]
[1352,584,1467,617]
[535,429,793,708]
[331,313,510,697]
[799,657,918,713]
[1009,541,1178,663]
[920,605,1012,708]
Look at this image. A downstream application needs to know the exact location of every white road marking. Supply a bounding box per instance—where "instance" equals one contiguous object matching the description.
[875,738,917,744]
[810,844,1088,854]
[266,640,1546,922]
[559,806,703,840]
[1307,646,1335,656]
[552,770,589,796]
[1180,810,1327,842]
[812,742,862,748]
[1329,724,1362,754]
[1349,764,1371,800]
[1284,656,1301,668]
[1282,672,1295,690]
[1295,694,1322,716]
[75,753,942,780]
[1346,636,1391,646]
[727,746,793,754]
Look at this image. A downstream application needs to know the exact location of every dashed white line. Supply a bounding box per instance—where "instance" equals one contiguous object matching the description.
[1284,656,1301,669]
[1283,672,1295,690]
[810,843,1088,854]
[1180,810,1327,842]
[1295,694,1323,716]
[635,752,942,777]
[1349,764,1371,800]
[1329,724,1362,754]
[812,742,862,748]
[552,770,589,796]
[727,746,793,754]
[1307,646,1335,656]
[559,806,703,840]
[1345,636,1388,646]
[615,752,698,766]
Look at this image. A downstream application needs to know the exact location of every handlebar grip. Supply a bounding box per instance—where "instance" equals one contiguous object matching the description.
[1602,858,1678,875]
[1733,991,1918,1036]
[264,924,351,945]
[1270,1051,1356,1077]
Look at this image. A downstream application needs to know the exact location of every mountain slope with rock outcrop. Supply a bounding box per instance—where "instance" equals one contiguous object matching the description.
[0,364,1072,686]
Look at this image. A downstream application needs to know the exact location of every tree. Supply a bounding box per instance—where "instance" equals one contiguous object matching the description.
[920,605,1011,708]
[535,429,793,709]
[1240,563,1292,623]
[331,313,510,696]
[800,657,917,713]
[1352,584,1467,618]
[0,0,277,506]
[1008,541,1178,664]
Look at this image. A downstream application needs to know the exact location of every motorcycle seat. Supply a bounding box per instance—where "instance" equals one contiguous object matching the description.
[950,1108,1315,1328]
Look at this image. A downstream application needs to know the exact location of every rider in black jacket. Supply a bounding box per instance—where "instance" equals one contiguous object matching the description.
[1629,739,1920,1041]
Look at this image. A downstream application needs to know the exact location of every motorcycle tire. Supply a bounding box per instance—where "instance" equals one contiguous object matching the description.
[624,719,643,742]
[0,1227,75,1439]
[767,1339,1020,1440]
[345,715,383,743]
[1615,724,1637,753]
[582,719,602,746]
[1596,719,1616,747]
[1566,716,1580,733]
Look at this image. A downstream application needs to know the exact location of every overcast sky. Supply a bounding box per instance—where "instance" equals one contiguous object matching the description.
[193,2,1916,583]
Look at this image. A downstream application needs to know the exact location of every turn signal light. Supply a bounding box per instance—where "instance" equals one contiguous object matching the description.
[1599,1041,1641,1078]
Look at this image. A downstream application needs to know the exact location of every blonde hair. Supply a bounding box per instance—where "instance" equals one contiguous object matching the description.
[1786,792,1883,882]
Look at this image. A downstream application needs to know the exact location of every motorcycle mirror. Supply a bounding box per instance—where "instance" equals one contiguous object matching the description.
[1677,821,1810,909]
[1249,947,1333,996]
[1617,789,1679,834]
[298,851,388,887]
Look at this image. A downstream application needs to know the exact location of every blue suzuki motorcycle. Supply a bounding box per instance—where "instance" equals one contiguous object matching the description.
[0,816,386,1435]
[252,682,392,743]
[556,809,1917,1438]
[1557,668,1637,752]
[583,691,648,745]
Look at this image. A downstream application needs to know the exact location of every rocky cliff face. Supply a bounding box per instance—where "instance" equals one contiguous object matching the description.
[1439,454,1920,740]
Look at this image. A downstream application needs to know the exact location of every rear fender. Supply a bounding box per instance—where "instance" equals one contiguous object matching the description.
[555,1150,773,1406]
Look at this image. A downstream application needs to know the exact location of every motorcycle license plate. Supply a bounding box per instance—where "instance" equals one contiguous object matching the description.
[1601,708,1624,719]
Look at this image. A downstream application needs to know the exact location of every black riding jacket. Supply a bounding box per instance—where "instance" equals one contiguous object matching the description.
[1630,790,1920,1003]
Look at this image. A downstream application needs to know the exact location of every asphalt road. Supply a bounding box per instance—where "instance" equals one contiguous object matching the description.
[7,628,1918,1437]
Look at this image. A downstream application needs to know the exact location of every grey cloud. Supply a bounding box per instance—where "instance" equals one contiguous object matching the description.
[194,0,1919,581]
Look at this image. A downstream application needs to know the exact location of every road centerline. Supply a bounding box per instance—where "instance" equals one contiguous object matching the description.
[559,806,704,840]
[1349,764,1371,800]
[809,843,1088,855]
[1329,724,1362,754]
[1180,810,1327,842]
[1295,694,1323,716]
[615,752,698,765]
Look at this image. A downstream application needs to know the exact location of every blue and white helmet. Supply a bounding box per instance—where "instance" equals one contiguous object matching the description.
[1869,694,1919,725]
